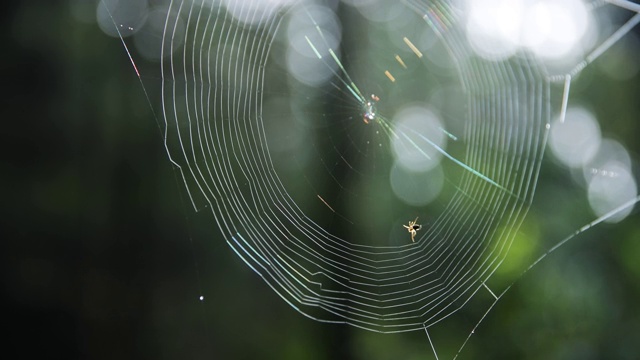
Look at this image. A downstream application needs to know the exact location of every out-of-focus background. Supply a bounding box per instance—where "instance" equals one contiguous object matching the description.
[3,0,640,359]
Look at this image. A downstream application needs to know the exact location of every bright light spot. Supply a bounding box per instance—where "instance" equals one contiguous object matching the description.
[587,161,637,223]
[549,107,600,168]
[583,138,632,183]
[287,6,341,57]
[465,0,522,60]
[464,0,593,61]
[199,296,204,301]
[583,138,636,223]
[390,162,444,206]
[391,106,446,173]
[97,0,149,38]
[286,5,341,86]
[522,0,590,60]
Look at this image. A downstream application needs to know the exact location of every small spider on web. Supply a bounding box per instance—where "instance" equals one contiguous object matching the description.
[403,217,421,242]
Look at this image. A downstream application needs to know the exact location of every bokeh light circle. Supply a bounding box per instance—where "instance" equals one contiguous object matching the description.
[550,107,601,168]
[391,106,446,173]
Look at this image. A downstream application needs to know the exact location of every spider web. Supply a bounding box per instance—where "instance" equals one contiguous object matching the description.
[100,0,640,357]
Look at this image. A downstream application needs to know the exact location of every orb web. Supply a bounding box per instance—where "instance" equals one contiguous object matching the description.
[100,0,640,357]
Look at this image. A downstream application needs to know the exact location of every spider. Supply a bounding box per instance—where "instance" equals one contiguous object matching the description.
[403,217,421,242]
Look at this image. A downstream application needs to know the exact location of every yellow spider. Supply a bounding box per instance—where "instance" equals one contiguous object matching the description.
[403,217,421,242]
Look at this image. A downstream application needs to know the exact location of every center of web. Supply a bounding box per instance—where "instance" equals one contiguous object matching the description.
[362,94,380,124]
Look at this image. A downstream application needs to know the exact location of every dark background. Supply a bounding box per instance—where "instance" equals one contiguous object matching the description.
[3,1,640,359]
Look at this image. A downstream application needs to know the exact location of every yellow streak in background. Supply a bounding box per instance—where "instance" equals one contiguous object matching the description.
[403,37,423,58]
[317,195,335,212]
[384,70,396,82]
[395,54,408,69]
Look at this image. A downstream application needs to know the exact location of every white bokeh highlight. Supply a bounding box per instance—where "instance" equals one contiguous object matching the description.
[583,139,637,223]
[551,110,637,223]
[286,5,341,86]
[521,0,591,60]
[550,107,601,168]
[587,161,637,223]
[465,0,522,60]
[583,139,632,182]
[465,0,594,61]
[391,106,446,173]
